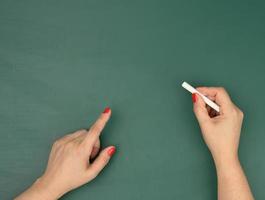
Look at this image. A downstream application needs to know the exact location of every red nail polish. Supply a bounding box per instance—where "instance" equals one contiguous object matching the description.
[192,93,197,103]
[107,147,116,157]
[103,107,111,114]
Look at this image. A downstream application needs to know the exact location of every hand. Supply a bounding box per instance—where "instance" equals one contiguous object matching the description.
[192,87,254,200]
[15,107,116,200]
[192,87,244,165]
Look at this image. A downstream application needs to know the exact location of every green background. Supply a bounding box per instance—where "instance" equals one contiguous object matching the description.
[0,0,264,199]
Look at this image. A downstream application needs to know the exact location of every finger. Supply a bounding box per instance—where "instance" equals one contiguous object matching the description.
[196,87,233,112]
[82,107,111,150]
[192,93,211,125]
[86,146,116,180]
[90,139,100,159]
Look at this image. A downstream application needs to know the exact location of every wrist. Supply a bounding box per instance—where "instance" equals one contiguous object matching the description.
[31,176,63,200]
[212,153,240,171]
[14,176,62,200]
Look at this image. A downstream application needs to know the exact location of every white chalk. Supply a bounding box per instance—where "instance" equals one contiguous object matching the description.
[182,81,220,112]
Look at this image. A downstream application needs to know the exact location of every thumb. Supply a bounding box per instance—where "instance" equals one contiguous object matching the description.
[86,146,116,180]
[192,93,210,126]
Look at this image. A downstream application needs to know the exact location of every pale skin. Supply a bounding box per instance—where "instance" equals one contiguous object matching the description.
[15,107,115,200]
[15,87,254,200]
[192,87,254,200]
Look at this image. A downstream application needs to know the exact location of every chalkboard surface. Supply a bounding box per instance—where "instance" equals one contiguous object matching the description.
[0,0,264,199]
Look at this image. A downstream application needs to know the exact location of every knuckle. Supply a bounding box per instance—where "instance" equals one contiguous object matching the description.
[74,129,87,138]
[91,124,101,134]
[53,140,61,147]
[60,134,71,141]
[238,109,244,118]
[78,129,87,134]
[65,141,75,149]
[76,145,85,155]
[217,87,226,93]
[87,170,98,180]
[91,171,98,179]
[234,106,244,118]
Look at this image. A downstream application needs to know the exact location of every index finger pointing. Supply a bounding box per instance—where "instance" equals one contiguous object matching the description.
[83,107,112,148]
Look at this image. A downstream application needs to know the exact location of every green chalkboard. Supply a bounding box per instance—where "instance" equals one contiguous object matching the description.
[0,0,264,199]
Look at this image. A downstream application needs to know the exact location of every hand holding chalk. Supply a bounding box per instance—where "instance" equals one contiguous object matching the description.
[188,86,244,164]
[190,87,254,199]
[182,82,220,112]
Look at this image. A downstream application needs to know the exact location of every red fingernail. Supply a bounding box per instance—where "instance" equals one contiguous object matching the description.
[103,107,111,114]
[107,147,116,157]
[192,93,197,103]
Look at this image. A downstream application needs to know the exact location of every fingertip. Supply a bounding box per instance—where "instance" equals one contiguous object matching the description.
[87,146,116,180]
[192,93,197,103]
[102,107,112,120]
[102,107,111,114]
[83,109,111,150]
[192,93,205,106]
[107,146,116,157]
[192,93,210,122]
